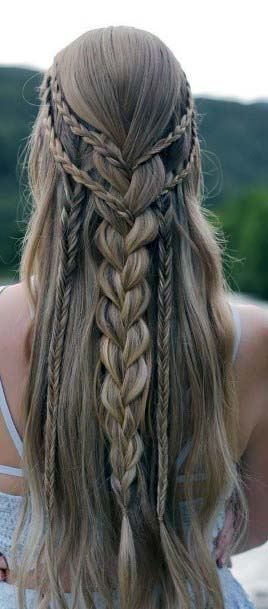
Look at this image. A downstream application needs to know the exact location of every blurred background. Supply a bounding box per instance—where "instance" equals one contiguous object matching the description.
[0,1,267,605]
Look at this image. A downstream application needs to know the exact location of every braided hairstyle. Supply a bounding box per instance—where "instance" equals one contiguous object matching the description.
[15,26,245,609]
[42,57,196,596]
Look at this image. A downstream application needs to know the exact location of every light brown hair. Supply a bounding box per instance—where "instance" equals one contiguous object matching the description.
[12,25,246,609]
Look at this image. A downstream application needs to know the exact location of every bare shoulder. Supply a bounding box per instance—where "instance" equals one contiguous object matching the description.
[235,301,268,379]
[233,300,268,456]
[0,281,31,357]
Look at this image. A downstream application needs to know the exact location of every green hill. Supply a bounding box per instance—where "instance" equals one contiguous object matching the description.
[196,97,268,205]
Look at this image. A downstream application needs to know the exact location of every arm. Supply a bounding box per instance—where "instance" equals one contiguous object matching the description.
[231,304,268,554]
[216,416,268,565]
[0,555,72,591]
[0,553,8,581]
[232,417,268,554]
[216,303,268,564]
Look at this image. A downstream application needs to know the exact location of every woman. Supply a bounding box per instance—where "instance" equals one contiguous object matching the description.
[0,25,267,609]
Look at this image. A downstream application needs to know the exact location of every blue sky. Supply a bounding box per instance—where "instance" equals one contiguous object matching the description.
[1,0,267,103]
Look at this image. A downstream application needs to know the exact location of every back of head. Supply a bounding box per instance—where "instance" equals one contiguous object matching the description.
[14,25,246,609]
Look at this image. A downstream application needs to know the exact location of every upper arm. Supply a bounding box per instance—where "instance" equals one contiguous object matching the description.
[236,302,268,545]
[0,282,30,370]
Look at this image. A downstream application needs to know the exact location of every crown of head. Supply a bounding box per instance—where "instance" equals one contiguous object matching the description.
[39,62,198,215]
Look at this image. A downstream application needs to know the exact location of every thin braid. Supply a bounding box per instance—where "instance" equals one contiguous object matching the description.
[45,177,84,518]
[156,194,173,522]
[40,74,86,601]
[41,73,132,224]
[43,74,197,213]
[49,66,197,191]
[50,71,132,178]
[132,74,193,170]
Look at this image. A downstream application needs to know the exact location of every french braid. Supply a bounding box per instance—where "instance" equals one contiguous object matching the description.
[41,62,198,605]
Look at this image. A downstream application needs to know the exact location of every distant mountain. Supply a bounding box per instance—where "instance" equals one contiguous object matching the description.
[195,96,268,205]
[0,65,267,207]
[0,66,42,181]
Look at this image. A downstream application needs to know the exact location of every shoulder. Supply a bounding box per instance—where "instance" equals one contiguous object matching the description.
[234,301,268,375]
[0,281,31,359]
[233,301,268,455]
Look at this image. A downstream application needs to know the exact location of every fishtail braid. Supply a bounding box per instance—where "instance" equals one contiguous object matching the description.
[156,193,173,523]
[156,98,198,528]
[40,71,87,603]
[152,99,203,603]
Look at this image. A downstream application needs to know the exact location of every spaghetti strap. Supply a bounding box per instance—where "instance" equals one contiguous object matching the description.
[176,437,192,468]
[0,379,23,459]
[0,285,24,477]
[0,464,23,477]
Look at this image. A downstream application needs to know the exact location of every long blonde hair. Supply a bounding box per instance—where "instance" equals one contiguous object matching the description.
[12,25,247,609]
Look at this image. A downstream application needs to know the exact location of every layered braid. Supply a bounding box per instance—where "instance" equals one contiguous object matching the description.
[94,207,158,600]
[39,60,199,606]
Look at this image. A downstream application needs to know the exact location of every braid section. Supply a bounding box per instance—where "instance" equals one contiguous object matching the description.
[156,195,173,522]
[94,204,158,599]
[40,70,87,606]
[38,59,200,608]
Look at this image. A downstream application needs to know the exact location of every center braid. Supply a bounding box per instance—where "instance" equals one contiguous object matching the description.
[92,167,160,602]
